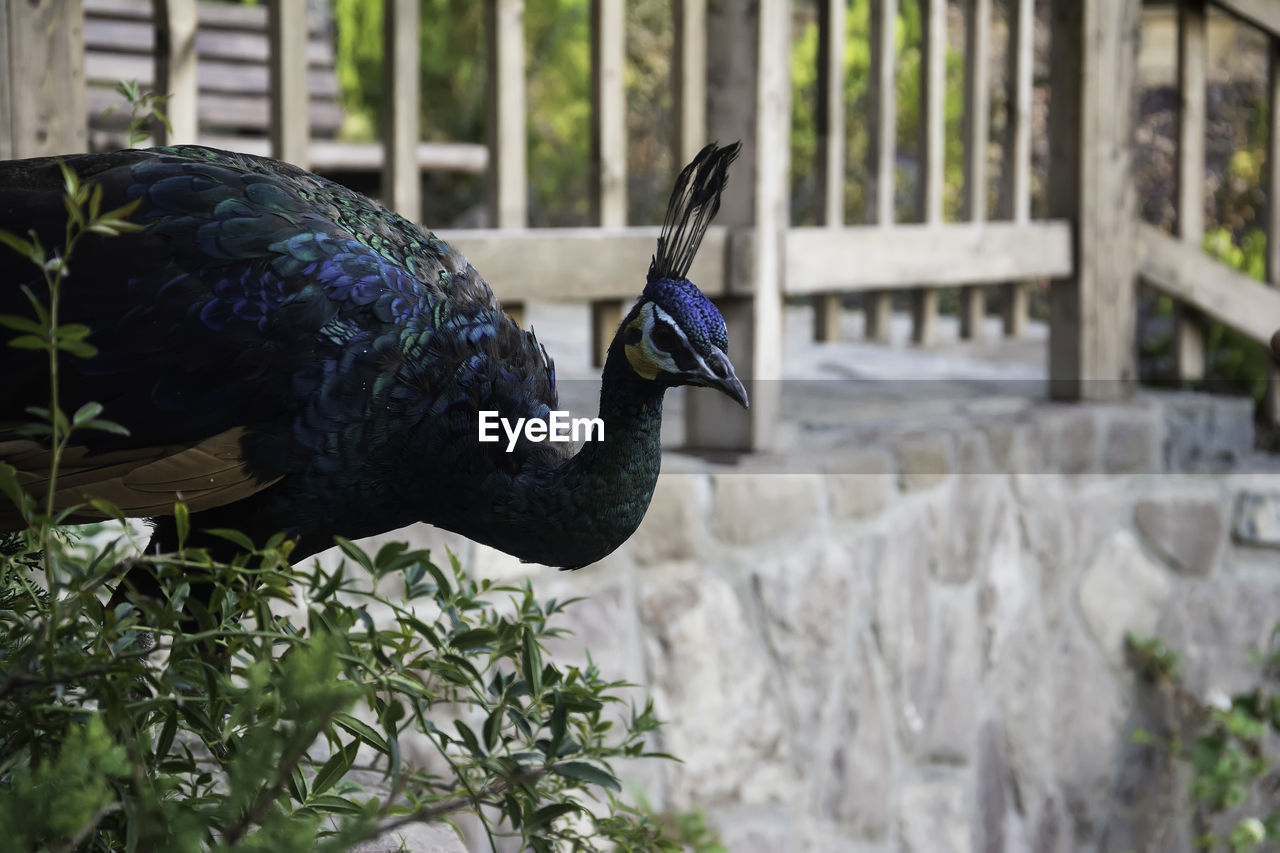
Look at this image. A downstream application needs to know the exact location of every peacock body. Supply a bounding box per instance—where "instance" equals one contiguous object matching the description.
[0,143,745,568]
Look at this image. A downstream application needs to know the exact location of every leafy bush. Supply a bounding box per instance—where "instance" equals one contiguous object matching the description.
[0,153,688,852]
[1127,629,1280,852]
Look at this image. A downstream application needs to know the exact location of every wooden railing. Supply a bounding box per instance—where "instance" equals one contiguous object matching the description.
[2,0,1276,448]
[1136,0,1280,421]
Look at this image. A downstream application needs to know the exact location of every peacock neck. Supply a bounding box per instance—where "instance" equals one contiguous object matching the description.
[493,340,666,569]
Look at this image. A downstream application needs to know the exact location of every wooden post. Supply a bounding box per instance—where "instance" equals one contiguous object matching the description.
[1265,34,1280,425]
[673,0,707,166]
[383,0,420,222]
[589,0,626,367]
[683,0,787,452]
[486,0,526,322]
[153,0,197,146]
[998,0,1033,337]
[959,0,991,340]
[268,1,309,167]
[1047,0,1139,400]
[1174,0,1208,381]
[912,0,946,345]
[864,0,898,343]
[0,0,87,158]
[812,0,846,343]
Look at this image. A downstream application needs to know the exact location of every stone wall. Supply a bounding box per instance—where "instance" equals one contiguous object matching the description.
[396,393,1280,852]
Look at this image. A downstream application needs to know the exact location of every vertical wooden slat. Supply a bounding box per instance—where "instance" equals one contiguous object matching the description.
[864,0,898,342]
[487,0,527,229]
[268,1,309,167]
[383,0,420,221]
[152,0,197,146]
[1265,35,1280,425]
[1174,0,1208,381]
[590,0,626,228]
[2,0,86,158]
[912,0,946,345]
[487,0,526,323]
[813,0,846,343]
[1047,0,1139,401]
[684,0,787,452]
[590,0,627,367]
[959,0,992,340]
[0,0,15,160]
[999,0,1033,337]
[673,0,707,166]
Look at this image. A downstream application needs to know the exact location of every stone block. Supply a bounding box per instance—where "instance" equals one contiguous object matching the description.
[943,475,1016,585]
[1162,391,1256,472]
[825,450,895,519]
[711,473,824,545]
[916,593,982,763]
[1077,529,1172,668]
[985,420,1039,474]
[629,472,710,564]
[1134,492,1225,575]
[1049,629,1127,847]
[1158,577,1280,695]
[638,575,793,806]
[975,720,1009,853]
[1035,409,1098,475]
[898,772,971,853]
[351,822,467,853]
[1232,490,1280,548]
[822,672,896,841]
[896,434,952,491]
[1103,413,1161,474]
[955,429,994,474]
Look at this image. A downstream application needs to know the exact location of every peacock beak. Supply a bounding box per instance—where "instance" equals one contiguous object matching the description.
[701,347,749,409]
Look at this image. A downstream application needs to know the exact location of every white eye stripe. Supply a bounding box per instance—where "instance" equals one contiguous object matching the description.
[646,303,713,376]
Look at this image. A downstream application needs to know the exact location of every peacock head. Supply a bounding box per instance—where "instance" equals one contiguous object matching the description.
[620,142,748,408]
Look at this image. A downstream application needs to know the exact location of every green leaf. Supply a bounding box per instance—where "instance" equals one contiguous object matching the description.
[0,314,43,334]
[453,720,484,756]
[529,802,582,829]
[303,793,365,815]
[174,502,190,548]
[86,500,126,527]
[311,738,360,797]
[57,323,93,341]
[451,627,497,650]
[523,628,543,697]
[312,564,345,602]
[548,693,567,756]
[56,339,98,359]
[288,765,309,803]
[0,463,28,517]
[482,706,506,753]
[334,536,374,572]
[551,760,621,791]
[8,334,47,350]
[333,713,389,754]
[0,228,35,260]
[79,418,130,436]
[60,161,79,198]
[71,401,104,427]
[205,528,255,551]
[155,711,178,759]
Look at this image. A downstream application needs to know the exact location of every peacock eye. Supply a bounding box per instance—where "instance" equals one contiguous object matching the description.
[650,320,682,352]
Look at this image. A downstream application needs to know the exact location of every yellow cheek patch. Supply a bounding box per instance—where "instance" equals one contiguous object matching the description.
[625,343,660,380]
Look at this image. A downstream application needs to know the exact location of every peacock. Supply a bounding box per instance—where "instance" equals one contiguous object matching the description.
[0,142,746,570]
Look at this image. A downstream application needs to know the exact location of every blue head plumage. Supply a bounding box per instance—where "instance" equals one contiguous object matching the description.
[641,276,729,356]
